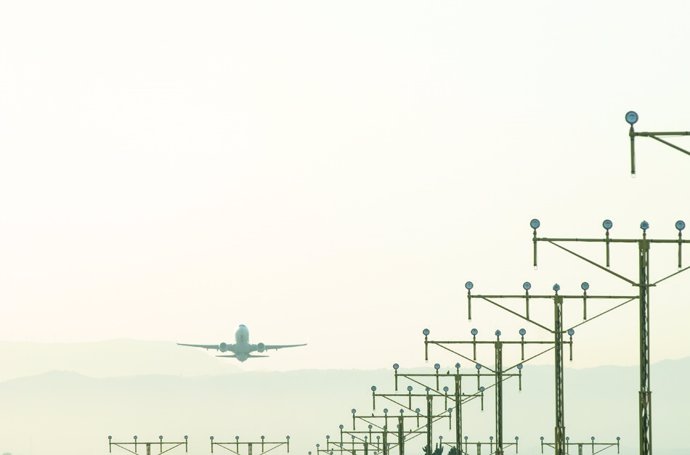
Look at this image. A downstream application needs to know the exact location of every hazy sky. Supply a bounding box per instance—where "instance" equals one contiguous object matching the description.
[1,0,689,371]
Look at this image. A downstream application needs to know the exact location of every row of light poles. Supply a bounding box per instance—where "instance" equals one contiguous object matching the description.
[105,113,687,455]
[107,436,290,455]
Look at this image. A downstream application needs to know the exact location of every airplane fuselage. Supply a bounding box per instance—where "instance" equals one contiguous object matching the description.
[230,324,254,361]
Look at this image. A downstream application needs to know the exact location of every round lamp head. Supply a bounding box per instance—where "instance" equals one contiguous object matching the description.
[553,283,561,292]
[351,408,356,415]
[676,220,686,231]
[434,363,440,371]
[530,218,541,229]
[522,281,531,291]
[423,328,430,336]
[602,219,613,230]
[443,386,449,393]
[567,328,575,336]
[371,385,377,392]
[495,329,502,337]
[479,386,485,392]
[581,281,590,291]
[407,385,413,392]
[517,363,523,370]
[519,328,527,336]
[455,362,461,369]
[625,111,639,125]
[339,425,344,430]
[471,328,478,336]
[393,363,399,370]
[475,363,482,370]
[640,220,649,231]
[465,281,474,290]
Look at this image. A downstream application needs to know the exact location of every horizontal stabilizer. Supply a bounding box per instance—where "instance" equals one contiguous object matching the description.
[216,355,237,358]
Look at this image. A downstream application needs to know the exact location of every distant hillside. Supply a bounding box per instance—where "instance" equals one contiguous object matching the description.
[0,340,239,380]
[0,359,689,455]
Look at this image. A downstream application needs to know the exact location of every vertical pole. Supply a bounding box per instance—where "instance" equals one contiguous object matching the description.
[639,240,652,455]
[455,375,462,454]
[146,444,151,455]
[554,296,566,455]
[630,126,636,175]
[427,395,433,455]
[249,443,253,455]
[495,341,504,455]
[398,416,405,455]
[383,426,388,455]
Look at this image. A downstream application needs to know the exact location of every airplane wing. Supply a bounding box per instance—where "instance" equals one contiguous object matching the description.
[262,343,307,351]
[177,343,222,350]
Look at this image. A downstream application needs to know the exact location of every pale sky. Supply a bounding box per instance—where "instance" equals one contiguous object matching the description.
[1,0,689,371]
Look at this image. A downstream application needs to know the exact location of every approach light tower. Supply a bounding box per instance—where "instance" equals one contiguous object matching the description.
[625,111,690,174]
[423,329,533,455]
[385,363,488,455]
[351,402,452,455]
[210,435,290,455]
[464,281,635,455]
[108,436,188,455]
[530,218,690,455]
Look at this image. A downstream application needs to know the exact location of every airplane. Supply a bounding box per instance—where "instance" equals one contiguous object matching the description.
[177,324,307,362]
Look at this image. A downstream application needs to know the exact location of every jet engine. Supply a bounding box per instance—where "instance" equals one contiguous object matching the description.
[219,342,228,352]
[257,342,266,353]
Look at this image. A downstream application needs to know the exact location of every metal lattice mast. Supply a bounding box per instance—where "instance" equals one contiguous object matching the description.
[554,295,564,455]
[638,237,651,455]
[494,341,503,455]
